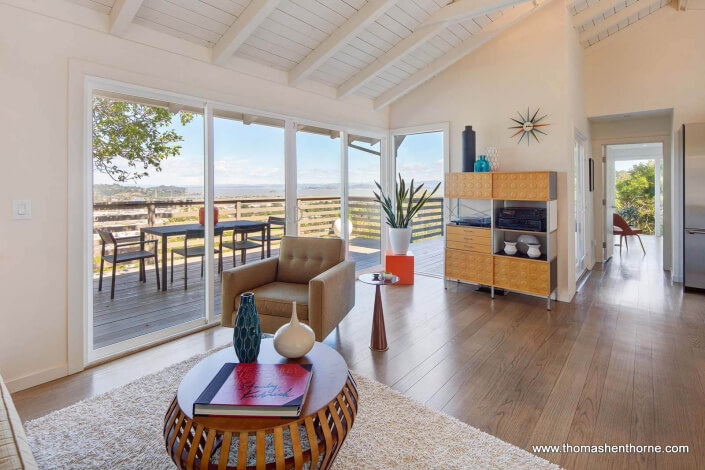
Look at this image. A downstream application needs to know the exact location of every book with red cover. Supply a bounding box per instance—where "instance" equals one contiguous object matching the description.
[193,363,313,418]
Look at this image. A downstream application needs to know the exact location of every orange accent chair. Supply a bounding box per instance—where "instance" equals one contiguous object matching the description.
[613,213,645,255]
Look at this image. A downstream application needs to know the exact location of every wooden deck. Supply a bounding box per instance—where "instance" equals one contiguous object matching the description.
[93,236,444,349]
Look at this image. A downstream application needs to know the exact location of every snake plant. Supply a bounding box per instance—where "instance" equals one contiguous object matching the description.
[373,174,441,229]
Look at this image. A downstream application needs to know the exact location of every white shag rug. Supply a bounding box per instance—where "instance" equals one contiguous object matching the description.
[25,349,560,469]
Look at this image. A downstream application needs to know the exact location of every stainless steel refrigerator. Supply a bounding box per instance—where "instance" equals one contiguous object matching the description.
[683,123,705,291]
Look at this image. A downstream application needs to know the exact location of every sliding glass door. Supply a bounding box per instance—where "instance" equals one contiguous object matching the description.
[392,129,446,276]
[295,125,342,239]
[348,134,383,270]
[90,89,205,354]
[84,79,387,364]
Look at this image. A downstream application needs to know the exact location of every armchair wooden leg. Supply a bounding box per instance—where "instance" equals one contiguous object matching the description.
[110,262,116,300]
[170,252,174,283]
[625,236,629,251]
[99,258,104,291]
[619,235,623,256]
[637,235,646,254]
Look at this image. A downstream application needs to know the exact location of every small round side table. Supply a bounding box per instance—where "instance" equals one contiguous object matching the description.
[358,273,399,351]
[164,339,358,469]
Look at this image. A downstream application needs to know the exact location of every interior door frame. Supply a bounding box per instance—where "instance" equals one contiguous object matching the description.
[599,137,667,263]
[574,129,588,277]
[388,123,450,258]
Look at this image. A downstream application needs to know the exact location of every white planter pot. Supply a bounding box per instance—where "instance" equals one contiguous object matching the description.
[389,227,412,255]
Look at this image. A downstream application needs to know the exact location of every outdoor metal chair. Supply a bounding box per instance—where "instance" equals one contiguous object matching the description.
[97,229,160,300]
[171,227,224,289]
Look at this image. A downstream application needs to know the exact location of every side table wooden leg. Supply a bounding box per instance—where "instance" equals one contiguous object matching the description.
[370,285,388,351]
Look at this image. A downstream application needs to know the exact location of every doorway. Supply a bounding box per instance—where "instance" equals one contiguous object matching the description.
[604,142,663,260]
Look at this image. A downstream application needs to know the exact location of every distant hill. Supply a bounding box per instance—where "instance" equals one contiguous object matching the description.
[94,184,188,202]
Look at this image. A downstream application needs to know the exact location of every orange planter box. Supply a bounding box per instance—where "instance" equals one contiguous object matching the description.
[385,251,414,285]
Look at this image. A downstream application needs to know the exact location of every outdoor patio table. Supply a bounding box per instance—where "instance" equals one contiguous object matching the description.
[141,220,268,291]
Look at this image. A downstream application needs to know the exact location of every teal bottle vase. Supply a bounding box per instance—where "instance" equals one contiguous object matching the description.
[233,292,261,363]
[474,155,491,172]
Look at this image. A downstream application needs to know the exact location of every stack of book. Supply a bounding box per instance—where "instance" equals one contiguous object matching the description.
[193,363,313,418]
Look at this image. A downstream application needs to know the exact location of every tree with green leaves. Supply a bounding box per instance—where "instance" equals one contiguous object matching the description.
[92,97,194,183]
[616,161,657,234]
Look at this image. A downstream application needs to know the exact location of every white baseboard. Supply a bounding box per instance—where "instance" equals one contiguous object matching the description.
[5,364,68,393]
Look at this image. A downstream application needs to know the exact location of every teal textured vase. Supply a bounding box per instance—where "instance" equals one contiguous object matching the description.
[474,155,491,172]
[233,292,261,363]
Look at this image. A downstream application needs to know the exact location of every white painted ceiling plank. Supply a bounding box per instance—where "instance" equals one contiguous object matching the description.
[143,0,228,34]
[212,0,281,65]
[137,6,222,42]
[374,1,542,109]
[110,0,144,36]
[288,0,398,85]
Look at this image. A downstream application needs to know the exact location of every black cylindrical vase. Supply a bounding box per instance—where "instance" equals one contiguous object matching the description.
[462,126,476,172]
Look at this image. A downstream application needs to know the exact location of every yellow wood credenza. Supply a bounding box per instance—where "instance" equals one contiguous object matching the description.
[444,171,558,309]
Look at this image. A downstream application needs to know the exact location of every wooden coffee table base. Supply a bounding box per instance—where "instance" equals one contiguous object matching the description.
[163,373,359,470]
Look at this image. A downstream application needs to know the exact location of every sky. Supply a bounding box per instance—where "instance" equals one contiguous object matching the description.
[93,112,444,195]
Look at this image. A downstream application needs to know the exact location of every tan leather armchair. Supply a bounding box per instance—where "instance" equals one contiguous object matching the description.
[221,236,355,341]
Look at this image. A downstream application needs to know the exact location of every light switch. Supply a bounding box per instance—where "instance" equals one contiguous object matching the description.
[12,200,31,220]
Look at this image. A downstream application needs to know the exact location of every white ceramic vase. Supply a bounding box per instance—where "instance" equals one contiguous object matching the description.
[389,227,411,255]
[273,302,315,359]
[504,241,518,255]
[527,244,542,259]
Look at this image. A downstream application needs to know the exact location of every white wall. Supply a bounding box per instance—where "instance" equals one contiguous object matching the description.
[584,6,705,127]
[389,0,590,302]
[0,3,388,391]
[582,5,704,277]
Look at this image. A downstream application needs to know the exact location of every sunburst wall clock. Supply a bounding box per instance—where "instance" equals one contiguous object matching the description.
[510,107,550,145]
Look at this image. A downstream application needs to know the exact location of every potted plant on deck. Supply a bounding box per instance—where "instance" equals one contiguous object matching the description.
[374,174,441,255]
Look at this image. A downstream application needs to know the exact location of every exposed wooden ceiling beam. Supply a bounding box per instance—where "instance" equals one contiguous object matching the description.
[373,1,543,110]
[571,0,624,28]
[288,0,398,86]
[578,0,662,43]
[336,0,534,99]
[212,0,281,65]
[336,23,445,99]
[419,0,532,29]
[109,0,144,36]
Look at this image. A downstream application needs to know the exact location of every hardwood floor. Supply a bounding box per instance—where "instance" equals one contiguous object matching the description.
[13,235,705,469]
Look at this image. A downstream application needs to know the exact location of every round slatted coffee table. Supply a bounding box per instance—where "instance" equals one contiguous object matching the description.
[163,339,358,470]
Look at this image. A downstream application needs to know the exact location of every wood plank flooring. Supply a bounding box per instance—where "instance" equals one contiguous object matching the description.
[14,235,705,469]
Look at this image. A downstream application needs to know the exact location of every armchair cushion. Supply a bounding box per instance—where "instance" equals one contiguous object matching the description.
[221,257,278,327]
[247,282,309,320]
[276,237,344,284]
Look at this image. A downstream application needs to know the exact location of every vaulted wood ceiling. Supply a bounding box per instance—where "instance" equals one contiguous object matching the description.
[67,0,674,108]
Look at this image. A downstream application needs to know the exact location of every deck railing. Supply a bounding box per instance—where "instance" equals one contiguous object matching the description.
[93,196,444,258]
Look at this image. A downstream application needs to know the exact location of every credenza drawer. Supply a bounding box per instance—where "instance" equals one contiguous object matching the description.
[493,256,549,296]
[447,225,491,240]
[446,240,491,253]
[445,249,493,285]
